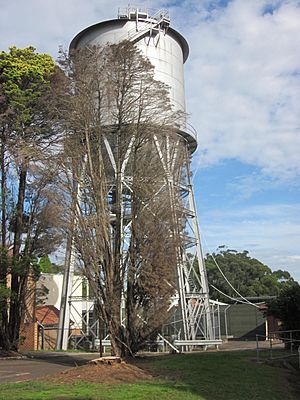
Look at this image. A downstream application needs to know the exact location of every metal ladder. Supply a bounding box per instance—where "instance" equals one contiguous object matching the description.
[118,9,170,44]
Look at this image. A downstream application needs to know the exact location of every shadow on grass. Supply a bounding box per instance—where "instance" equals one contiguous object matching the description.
[131,350,299,400]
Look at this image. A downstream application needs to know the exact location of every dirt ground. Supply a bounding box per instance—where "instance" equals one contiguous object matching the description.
[43,362,153,384]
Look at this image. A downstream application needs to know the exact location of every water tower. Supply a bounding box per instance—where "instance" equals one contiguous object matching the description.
[57,7,218,352]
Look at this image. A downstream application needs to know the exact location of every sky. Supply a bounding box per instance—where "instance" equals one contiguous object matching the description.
[0,0,299,280]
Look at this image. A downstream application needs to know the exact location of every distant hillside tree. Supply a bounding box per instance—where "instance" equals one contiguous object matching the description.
[204,247,294,302]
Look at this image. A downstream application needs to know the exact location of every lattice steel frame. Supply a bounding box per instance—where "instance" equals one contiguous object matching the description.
[57,131,215,351]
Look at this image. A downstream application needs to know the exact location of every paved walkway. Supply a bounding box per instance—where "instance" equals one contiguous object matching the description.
[218,340,275,351]
[0,352,97,383]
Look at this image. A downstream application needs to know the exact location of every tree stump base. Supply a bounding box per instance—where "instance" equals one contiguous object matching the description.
[88,356,122,365]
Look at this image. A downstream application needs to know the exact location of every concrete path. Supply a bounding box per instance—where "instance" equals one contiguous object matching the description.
[0,352,97,383]
[218,340,275,351]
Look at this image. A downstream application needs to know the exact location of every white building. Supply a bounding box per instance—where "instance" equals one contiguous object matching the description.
[37,274,94,338]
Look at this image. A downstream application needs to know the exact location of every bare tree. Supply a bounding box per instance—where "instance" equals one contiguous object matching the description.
[125,139,181,354]
[59,42,185,357]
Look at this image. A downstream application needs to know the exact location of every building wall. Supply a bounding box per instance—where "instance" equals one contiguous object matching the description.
[19,275,38,351]
[37,326,58,351]
[37,274,94,330]
[226,304,266,340]
[19,322,38,351]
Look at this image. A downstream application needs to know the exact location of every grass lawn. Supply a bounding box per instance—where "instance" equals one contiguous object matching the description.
[0,350,298,400]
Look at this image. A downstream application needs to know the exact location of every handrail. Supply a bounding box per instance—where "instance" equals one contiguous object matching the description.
[256,331,300,366]
[118,7,170,22]
[269,329,300,334]
[118,16,168,44]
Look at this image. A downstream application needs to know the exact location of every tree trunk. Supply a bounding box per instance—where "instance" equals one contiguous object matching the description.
[109,129,124,357]
[0,128,9,350]
[108,322,122,357]
[1,127,6,249]
[9,161,27,349]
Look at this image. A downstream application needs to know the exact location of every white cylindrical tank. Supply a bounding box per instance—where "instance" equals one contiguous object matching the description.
[70,8,196,151]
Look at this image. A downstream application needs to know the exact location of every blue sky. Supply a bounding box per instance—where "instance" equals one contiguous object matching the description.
[0,0,299,280]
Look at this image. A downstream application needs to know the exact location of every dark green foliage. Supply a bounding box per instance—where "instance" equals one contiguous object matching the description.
[0,284,10,302]
[0,248,9,285]
[11,255,38,277]
[0,46,55,127]
[0,46,63,350]
[267,282,300,332]
[204,247,294,302]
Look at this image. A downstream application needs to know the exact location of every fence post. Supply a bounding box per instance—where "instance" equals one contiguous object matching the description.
[290,331,293,354]
[270,336,273,359]
[256,334,259,363]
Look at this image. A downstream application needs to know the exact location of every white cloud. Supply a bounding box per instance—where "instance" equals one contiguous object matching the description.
[203,202,300,219]
[286,255,300,262]
[0,0,119,55]
[200,202,300,280]
[227,172,299,199]
[180,0,300,179]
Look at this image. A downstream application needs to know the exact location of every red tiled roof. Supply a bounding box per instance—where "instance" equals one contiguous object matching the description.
[35,305,60,326]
